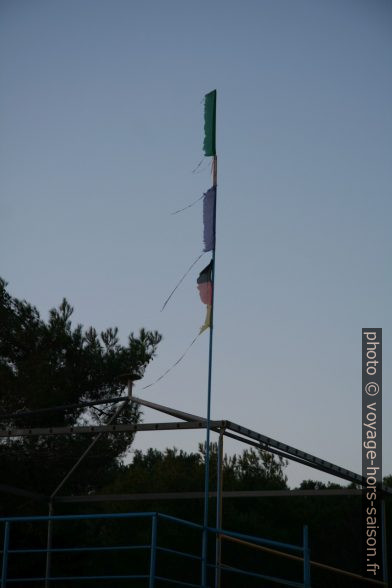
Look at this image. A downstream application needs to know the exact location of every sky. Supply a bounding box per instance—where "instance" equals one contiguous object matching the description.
[1,0,391,489]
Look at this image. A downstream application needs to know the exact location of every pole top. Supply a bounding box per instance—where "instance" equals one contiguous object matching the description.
[118,372,142,398]
[118,372,142,384]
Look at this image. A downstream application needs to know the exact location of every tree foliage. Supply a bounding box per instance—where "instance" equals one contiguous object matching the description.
[2,280,392,585]
[106,444,288,497]
[0,278,161,505]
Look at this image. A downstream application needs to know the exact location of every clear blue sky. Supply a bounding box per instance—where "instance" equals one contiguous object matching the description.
[1,0,391,488]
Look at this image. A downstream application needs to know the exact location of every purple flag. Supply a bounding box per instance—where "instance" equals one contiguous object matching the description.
[203,186,216,252]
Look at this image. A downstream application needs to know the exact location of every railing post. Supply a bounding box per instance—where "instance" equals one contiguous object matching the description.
[303,524,311,588]
[1,522,10,588]
[215,428,224,588]
[149,514,158,588]
[201,526,208,588]
[44,501,54,588]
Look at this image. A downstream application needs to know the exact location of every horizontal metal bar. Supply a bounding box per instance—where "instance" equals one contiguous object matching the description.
[0,420,223,437]
[0,511,156,523]
[7,575,149,583]
[210,526,302,553]
[9,544,149,554]
[157,512,204,530]
[221,533,304,562]
[218,488,361,497]
[157,545,201,561]
[55,488,362,504]
[0,396,128,421]
[219,563,303,588]
[1,511,206,531]
[155,576,201,587]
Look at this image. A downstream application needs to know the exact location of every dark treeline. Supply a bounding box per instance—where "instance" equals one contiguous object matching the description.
[1,280,391,586]
[3,444,392,587]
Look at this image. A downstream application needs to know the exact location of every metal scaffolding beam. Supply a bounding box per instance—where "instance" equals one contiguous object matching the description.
[0,420,222,438]
[132,395,207,423]
[2,393,391,494]
[224,421,366,487]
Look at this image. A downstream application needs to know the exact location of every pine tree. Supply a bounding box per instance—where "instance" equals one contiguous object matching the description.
[0,278,161,509]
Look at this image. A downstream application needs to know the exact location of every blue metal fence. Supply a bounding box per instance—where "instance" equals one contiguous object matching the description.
[0,511,310,587]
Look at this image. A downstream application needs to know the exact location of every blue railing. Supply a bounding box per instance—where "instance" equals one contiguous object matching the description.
[0,511,310,587]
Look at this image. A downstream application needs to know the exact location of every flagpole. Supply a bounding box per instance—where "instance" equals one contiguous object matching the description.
[201,154,217,587]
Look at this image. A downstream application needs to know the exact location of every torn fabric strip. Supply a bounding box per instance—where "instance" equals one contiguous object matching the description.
[197,260,213,333]
[203,90,216,156]
[203,186,216,252]
[200,305,212,334]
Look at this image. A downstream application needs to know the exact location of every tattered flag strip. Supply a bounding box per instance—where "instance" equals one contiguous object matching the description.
[161,252,205,311]
[197,260,213,333]
[142,332,201,390]
[171,193,204,215]
[203,90,216,157]
[203,186,216,252]
[200,305,212,334]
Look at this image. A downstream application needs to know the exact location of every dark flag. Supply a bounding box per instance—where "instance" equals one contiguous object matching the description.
[197,261,213,333]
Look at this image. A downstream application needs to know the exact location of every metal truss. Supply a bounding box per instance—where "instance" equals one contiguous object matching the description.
[2,393,391,495]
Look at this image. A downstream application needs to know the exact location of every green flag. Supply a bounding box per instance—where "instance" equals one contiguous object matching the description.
[203,90,216,156]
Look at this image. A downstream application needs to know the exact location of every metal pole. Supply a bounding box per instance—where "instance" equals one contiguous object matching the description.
[215,428,224,588]
[44,501,54,588]
[127,378,134,398]
[149,514,158,588]
[381,499,388,586]
[50,398,130,500]
[1,522,10,588]
[202,154,218,587]
[303,524,311,588]
[44,391,132,585]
